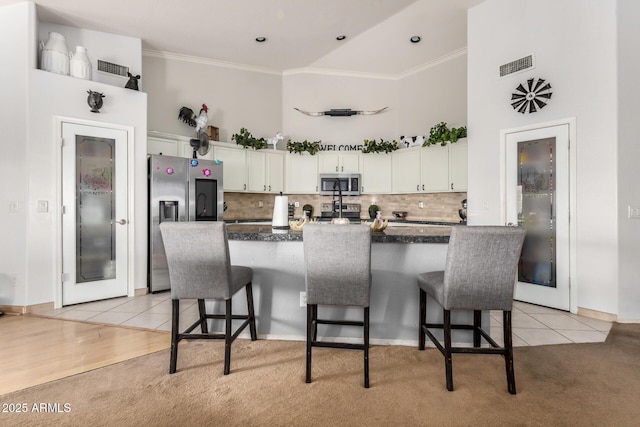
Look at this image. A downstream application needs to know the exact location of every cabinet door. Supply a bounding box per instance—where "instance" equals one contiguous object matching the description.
[360,154,392,194]
[449,140,468,191]
[392,148,421,193]
[266,151,284,193]
[285,153,319,193]
[421,145,449,192]
[318,153,339,173]
[246,150,267,192]
[147,136,178,156]
[340,154,360,173]
[214,146,247,191]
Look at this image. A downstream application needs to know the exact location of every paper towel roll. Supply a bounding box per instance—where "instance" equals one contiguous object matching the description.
[272,195,290,229]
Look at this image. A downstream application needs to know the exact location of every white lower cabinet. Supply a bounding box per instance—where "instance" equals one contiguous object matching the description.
[285,153,319,194]
[360,154,392,194]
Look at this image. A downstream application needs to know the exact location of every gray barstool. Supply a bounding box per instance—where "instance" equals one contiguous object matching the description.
[159,222,257,375]
[303,224,372,388]
[417,225,526,394]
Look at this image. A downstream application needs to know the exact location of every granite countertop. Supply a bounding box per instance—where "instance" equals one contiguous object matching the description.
[226,223,452,244]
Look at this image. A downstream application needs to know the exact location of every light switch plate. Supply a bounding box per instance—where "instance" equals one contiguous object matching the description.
[37,200,49,213]
[628,206,640,219]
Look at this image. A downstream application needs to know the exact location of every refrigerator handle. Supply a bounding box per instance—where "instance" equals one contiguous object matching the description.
[159,201,179,223]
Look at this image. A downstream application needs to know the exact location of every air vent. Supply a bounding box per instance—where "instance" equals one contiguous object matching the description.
[97,59,129,77]
[499,54,534,78]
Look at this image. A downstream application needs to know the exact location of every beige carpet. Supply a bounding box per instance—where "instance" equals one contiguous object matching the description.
[1,323,639,426]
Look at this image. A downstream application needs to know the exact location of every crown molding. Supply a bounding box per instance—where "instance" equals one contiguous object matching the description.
[142,49,282,76]
[143,47,468,81]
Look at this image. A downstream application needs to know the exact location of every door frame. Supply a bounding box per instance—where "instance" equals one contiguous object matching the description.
[54,116,136,308]
[499,117,578,314]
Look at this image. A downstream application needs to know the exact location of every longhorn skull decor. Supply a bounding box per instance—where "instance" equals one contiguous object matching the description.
[294,107,388,117]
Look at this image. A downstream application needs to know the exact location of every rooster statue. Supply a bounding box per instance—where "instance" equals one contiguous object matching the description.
[178,103,209,134]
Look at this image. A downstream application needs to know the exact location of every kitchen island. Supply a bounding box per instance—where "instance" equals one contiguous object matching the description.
[212,223,481,346]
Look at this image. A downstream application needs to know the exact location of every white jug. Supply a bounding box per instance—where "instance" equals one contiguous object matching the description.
[70,46,92,80]
[40,32,69,75]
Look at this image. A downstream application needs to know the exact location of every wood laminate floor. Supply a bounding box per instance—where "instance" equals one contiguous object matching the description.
[0,315,170,395]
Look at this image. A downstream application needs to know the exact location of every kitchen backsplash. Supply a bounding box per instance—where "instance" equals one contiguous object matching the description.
[224,192,467,223]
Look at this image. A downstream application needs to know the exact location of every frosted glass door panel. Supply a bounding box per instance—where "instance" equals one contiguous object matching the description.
[76,135,116,283]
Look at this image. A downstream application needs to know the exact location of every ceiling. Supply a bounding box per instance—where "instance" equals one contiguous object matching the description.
[1,0,484,76]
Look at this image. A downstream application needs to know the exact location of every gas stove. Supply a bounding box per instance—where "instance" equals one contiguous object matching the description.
[320,202,361,221]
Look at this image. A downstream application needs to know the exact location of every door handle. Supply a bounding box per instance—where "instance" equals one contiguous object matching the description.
[416,184,419,191]
[451,183,454,190]
[116,219,127,225]
[268,185,271,191]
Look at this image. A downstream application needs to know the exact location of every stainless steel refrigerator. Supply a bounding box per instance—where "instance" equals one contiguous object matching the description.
[148,154,224,292]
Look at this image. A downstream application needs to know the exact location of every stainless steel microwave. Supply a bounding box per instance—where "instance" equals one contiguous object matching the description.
[319,173,361,196]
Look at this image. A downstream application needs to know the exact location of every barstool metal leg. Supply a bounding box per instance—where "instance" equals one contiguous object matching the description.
[419,289,426,350]
[443,309,454,391]
[170,299,180,374]
[306,304,313,383]
[198,299,208,333]
[364,306,370,388]
[246,282,257,341]
[504,310,516,394]
[473,310,481,348]
[224,299,232,375]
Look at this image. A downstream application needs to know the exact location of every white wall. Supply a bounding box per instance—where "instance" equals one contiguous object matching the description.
[467,0,619,316]
[282,72,397,146]
[0,2,32,307]
[0,2,148,307]
[143,54,283,143]
[616,0,640,320]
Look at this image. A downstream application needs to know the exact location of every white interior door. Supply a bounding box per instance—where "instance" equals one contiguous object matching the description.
[505,124,570,311]
[62,122,129,305]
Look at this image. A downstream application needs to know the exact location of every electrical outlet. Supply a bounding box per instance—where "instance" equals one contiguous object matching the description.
[8,201,18,213]
[258,201,264,208]
[294,201,300,208]
[629,205,640,219]
[299,291,307,307]
[418,201,424,209]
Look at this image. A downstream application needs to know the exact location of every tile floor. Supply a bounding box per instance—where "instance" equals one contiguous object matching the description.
[32,294,613,346]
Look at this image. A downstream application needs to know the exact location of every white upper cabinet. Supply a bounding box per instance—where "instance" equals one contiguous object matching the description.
[392,148,422,193]
[214,145,247,192]
[147,135,179,156]
[391,140,467,194]
[318,153,360,173]
[360,154,392,194]
[285,153,319,194]
[245,150,284,194]
[448,140,468,191]
[421,145,449,192]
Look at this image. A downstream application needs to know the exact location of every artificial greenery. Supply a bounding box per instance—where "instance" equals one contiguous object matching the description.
[302,204,313,217]
[232,127,268,149]
[361,138,399,154]
[423,122,467,147]
[286,139,321,155]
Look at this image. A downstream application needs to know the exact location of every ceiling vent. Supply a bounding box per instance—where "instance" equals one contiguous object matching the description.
[97,59,129,78]
[499,54,534,78]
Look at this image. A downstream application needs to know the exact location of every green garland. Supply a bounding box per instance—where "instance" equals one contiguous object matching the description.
[362,138,399,154]
[232,127,268,149]
[286,139,321,155]
[423,122,467,147]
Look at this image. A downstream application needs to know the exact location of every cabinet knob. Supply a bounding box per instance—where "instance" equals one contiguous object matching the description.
[451,183,454,190]
[335,166,338,172]
[416,184,419,191]
[422,184,425,191]
[244,184,246,190]
[264,185,266,191]
[268,185,271,191]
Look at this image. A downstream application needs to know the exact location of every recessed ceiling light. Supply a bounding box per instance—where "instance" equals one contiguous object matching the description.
[255,37,267,43]
[336,35,346,41]
[410,36,421,43]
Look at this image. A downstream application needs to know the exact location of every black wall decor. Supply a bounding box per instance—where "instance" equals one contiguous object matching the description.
[511,78,552,113]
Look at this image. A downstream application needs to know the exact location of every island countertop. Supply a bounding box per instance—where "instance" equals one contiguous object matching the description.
[226,223,452,243]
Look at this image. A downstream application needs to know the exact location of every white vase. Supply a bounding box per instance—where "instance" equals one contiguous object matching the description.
[70,46,92,80]
[40,32,69,75]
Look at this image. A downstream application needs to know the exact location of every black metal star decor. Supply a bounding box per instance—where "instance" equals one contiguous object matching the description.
[511,78,552,114]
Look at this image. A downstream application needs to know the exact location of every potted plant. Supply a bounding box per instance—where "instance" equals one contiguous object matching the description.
[302,204,313,218]
[423,122,467,147]
[368,204,379,219]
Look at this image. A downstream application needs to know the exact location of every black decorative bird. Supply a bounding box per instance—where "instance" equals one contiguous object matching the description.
[178,103,209,133]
